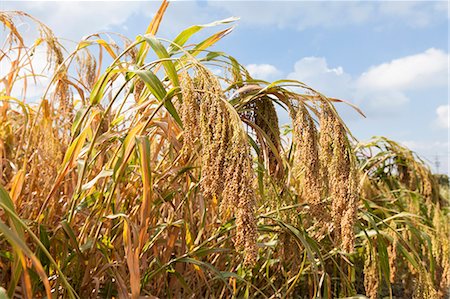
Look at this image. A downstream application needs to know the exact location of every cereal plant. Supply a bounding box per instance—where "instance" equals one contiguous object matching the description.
[0,3,448,298]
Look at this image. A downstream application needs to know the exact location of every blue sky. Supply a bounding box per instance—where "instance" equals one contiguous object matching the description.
[2,0,449,173]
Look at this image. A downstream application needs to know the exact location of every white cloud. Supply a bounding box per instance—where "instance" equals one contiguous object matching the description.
[246,64,281,81]
[287,48,449,116]
[287,57,352,99]
[436,105,449,129]
[291,57,344,78]
[357,48,448,91]
[2,2,148,40]
[5,1,447,49]
[2,2,230,47]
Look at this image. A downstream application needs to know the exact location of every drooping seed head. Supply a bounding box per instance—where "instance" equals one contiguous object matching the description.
[193,68,258,265]
[320,102,357,252]
[292,104,322,215]
[180,72,201,152]
[254,97,282,178]
[364,240,380,299]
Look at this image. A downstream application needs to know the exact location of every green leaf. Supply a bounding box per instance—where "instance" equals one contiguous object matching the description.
[37,225,51,269]
[168,17,238,54]
[90,69,121,105]
[0,191,79,299]
[61,220,83,258]
[131,71,182,127]
[377,236,391,288]
[175,257,232,292]
[134,70,167,102]
[141,35,179,88]
[0,186,24,298]
[398,243,420,270]
[0,186,23,236]
[190,27,233,57]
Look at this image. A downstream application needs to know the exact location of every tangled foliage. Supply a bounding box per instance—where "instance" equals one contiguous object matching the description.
[0,6,448,299]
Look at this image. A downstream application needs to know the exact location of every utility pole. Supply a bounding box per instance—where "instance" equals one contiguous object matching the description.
[434,154,441,174]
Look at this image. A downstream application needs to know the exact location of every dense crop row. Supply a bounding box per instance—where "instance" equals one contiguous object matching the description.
[0,4,448,298]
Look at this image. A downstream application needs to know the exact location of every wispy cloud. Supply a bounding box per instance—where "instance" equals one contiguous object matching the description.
[208,1,446,30]
[357,48,448,91]
[378,1,449,28]
[246,64,281,81]
[6,1,447,44]
[208,1,372,30]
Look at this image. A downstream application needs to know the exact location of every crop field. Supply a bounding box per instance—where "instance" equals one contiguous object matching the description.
[0,2,449,298]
